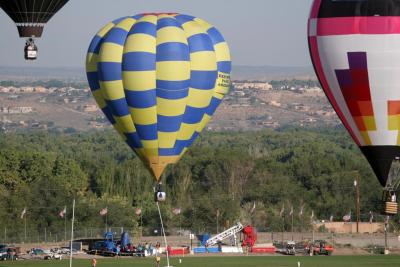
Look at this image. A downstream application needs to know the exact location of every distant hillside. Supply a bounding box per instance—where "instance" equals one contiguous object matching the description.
[0,66,85,81]
[0,65,317,82]
[232,65,317,81]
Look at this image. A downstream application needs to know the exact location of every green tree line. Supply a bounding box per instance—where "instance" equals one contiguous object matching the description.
[0,127,397,243]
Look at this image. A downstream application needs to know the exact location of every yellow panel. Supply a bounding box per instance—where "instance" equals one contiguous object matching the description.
[193,18,213,31]
[214,42,231,62]
[197,114,211,132]
[157,97,187,116]
[114,115,136,133]
[158,14,174,19]
[190,51,217,71]
[157,27,188,45]
[360,131,372,145]
[177,123,196,140]
[130,106,157,125]
[140,15,157,24]
[115,18,136,32]
[92,89,106,109]
[86,53,99,72]
[100,81,125,100]
[156,61,190,81]
[187,88,213,108]
[158,132,177,148]
[363,116,377,131]
[181,20,207,38]
[123,71,156,91]
[97,23,115,38]
[214,72,231,95]
[142,140,159,148]
[124,34,156,53]
[100,43,124,62]
[389,115,400,130]
[143,148,158,157]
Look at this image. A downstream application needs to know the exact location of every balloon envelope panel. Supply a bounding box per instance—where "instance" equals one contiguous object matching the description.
[0,0,69,37]
[86,14,231,181]
[308,0,400,186]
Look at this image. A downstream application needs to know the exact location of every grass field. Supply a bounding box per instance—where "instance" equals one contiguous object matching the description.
[0,256,399,267]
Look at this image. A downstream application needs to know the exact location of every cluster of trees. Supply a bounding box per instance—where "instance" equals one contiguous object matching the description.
[0,127,397,243]
[270,79,320,90]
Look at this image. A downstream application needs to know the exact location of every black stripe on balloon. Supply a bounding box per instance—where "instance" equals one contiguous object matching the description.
[318,0,400,18]
[0,0,68,23]
[360,146,400,187]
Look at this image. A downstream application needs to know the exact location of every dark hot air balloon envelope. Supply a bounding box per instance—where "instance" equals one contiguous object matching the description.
[0,0,69,59]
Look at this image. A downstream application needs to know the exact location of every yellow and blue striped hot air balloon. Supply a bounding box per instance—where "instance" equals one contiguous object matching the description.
[86,13,231,182]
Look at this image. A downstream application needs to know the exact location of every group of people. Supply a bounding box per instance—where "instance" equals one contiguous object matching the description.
[135,241,161,257]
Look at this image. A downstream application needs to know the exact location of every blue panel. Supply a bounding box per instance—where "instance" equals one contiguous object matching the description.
[190,70,217,90]
[157,115,183,132]
[156,43,190,61]
[207,27,225,45]
[106,98,130,117]
[188,34,214,53]
[125,132,143,149]
[135,124,158,140]
[104,28,128,46]
[122,52,156,71]
[125,89,157,108]
[87,72,100,91]
[174,14,195,24]
[88,35,103,54]
[156,80,190,91]
[98,62,122,81]
[132,14,144,20]
[102,107,116,124]
[112,16,129,24]
[217,61,232,73]
[159,148,179,156]
[183,106,207,124]
[157,17,181,29]
[206,97,222,116]
[129,22,157,37]
[157,86,189,99]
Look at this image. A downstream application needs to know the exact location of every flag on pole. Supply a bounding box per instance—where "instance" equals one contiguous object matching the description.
[59,206,66,218]
[250,202,256,214]
[385,215,389,225]
[330,215,334,222]
[99,207,108,216]
[289,206,294,216]
[135,208,142,216]
[20,207,26,219]
[343,212,351,222]
[279,204,285,217]
[299,204,304,217]
[172,208,181,215]
[369,211,374,224]
[310,210,314,221]
[216,208,220,217]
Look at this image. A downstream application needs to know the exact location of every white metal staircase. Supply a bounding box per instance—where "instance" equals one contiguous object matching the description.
[205,222,244,246]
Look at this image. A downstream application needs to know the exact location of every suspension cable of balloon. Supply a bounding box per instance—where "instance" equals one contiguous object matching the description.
[156,201,171,267]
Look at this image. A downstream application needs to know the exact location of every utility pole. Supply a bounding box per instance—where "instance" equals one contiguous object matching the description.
[354,173,360,233]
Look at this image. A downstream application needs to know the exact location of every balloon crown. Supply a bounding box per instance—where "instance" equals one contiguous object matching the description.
[140,13,178,16]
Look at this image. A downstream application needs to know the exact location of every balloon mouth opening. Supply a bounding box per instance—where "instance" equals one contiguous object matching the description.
[141,13,178,16]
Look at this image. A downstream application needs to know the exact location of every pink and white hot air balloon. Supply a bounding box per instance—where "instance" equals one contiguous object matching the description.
[308,0,400,215]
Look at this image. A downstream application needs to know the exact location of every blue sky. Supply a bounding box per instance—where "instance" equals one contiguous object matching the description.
[0,0,314,68]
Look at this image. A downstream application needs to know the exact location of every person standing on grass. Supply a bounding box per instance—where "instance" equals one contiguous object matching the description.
[91,258,97,267]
